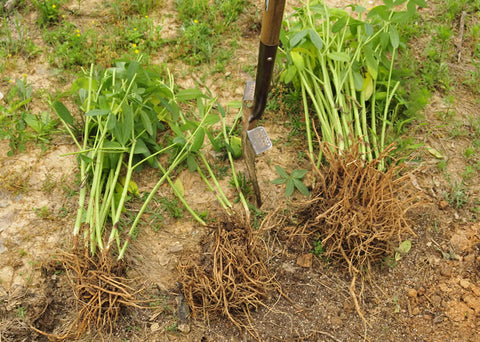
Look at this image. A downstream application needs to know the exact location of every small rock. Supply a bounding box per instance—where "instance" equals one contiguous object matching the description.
[407,288,418,298]
[445,301,472,322]
[439,265,452,277]
[459,278,471,290]
[439,200,449,210]
[412,307,420,315]
[418,287,426,296]
[168,244,183,253]
[0,239,6,254]
[150,322,161,332]
[296,253,313,268]
[450,231,470,253]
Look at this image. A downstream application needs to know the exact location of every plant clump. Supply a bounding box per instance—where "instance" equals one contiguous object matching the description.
[178,216,277,338]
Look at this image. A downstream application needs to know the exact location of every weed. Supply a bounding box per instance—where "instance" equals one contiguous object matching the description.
[444,180,468,208]
[58,206,68,218]
[34,206,51,219]
[16,305,27,319]
[312,239,325,257]
[34,0,61,27]
[272,166,309,197]
[229,171,253,203]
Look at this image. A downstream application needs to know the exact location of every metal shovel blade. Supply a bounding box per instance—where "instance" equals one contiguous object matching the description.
[247,126,272,155]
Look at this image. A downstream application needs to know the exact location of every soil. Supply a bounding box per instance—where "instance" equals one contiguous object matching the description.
[1,0,479,341]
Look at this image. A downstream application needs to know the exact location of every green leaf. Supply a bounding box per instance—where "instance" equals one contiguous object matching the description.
[190,127,205,152]
[173,136,186,146]
[383,0,394,8]
[407,0,417,16]
[126,60,140,82]
[275,165,289,179]
[86,109,110,116]
[53,101,74,126]
[308,29,323,50]
[23,113,40,132]
[106,114,117,131]
[290,50,305,71]
[134,138,150,155]
[290,29,308,47]
[353,71,364,91]
[389,26,400,49]
[285,179,295,197]
[412,0,427,7]
[397,240,412,254]
[271,178,286,185]
[173,178,184,197]
[332,16,347,33]
[293,178,310,196]
[176,88,204,101]
[364,45,378,80]
[327,51,350,62]
[186,154,198,172]
[140,110,154,136]
[364,23,374,37]
[203,113,220,126]
[291,169,307,179]
[229,136,242,159]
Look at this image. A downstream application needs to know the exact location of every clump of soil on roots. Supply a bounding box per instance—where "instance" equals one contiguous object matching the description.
[32,249,142,340]
[178,216,278,339]
[294,143,421,322]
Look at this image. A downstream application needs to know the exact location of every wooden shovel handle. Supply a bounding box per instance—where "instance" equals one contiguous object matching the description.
[260,0,287,46]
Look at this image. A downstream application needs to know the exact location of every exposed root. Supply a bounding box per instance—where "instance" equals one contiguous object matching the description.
[31,249,142,341]
[178,215,278,339]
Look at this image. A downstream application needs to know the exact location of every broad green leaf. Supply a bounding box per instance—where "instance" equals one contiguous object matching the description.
[86,109,110,116]
[393,0,407,5]
[173,178,184,197]
[275,165,289,179]
[173,136,186,146]
[271,178,286,184]
[290,50,305,71]
[362,72,374,100]
[290,29,309,47]
[383,0,394,8]
[176,88,204,101]
[364,23,374,37]
[285,179,295,197]
[389,26,400,49]
[120,176,140,197]
[426,146,444,159]
[308,29,323,50]
[134,138,150,155]
[364,45,378,80]
[397,240,412,254]
[190,127,205,152]
[106,114,117,131]
[293,178,310,196]
[327,51,350,63]
[126,60,140,82]
[140,110,154,136]
[230,136,242,159]
[407,0,417,16]
[186,154,198,172]
[226,100,242,109]
[291,169,307,179]
[203,113,220,126]
[282,65,297,84]
[353,71,364,91]
[412,0,427,7]
[53,101,74,126]
[23,114,40,132]
[367,5,389,21]
[332,16,347,33]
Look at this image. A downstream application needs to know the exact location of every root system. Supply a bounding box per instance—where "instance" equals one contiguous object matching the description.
[32,249,142,341]
[178,215,277,338]
[298,143,419,276]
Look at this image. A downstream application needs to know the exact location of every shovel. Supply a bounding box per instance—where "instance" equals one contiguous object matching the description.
[242,0,286,208]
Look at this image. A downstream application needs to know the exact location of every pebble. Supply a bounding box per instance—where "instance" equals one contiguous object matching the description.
[407,288,418,298]
[412,307,420,315]
[439,200,449,210]
[459,278,471,290]
[150,322,161,332]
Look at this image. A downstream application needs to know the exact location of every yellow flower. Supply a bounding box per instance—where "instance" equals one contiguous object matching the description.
[132,43,137,47]
[91,20,95,24]
[194,19,198,24]
[76,29,80,33]
[134,28,137,31]
[135,49,139,54]
[8,79,12,83]
[145,15,148,18]
[62,14,65,18]
[52,4,56,9]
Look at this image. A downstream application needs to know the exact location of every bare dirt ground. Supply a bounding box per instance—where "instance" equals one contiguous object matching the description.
[1,0,479,341]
